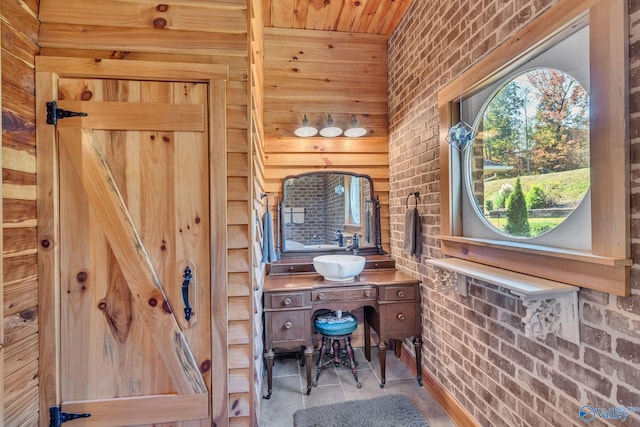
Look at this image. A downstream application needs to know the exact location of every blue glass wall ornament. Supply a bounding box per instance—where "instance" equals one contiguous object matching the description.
[447,120,476,152]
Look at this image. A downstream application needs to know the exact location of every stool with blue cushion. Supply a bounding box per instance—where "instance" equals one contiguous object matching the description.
[313,311,361,388]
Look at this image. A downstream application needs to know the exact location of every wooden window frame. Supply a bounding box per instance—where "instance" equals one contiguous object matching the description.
[437,0,631,296]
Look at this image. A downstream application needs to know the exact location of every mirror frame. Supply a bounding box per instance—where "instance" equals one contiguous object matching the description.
[278,171,385,257]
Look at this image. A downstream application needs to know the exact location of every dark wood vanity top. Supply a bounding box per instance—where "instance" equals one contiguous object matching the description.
[264,269,420,292]
[266,254,397,275]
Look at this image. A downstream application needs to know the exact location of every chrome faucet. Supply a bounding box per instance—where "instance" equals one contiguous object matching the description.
[333,229,345,247]
[346,234,360,255]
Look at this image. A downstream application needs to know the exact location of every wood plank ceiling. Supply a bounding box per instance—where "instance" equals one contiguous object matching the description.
[262,0,413,142]
[263,0,413,35]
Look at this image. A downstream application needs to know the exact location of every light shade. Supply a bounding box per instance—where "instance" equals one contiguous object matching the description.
[344,115,367,138]
[295,114,318,137]
[319,114,343,137]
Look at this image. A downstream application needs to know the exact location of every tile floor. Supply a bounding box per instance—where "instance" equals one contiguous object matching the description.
[259,346,455,426]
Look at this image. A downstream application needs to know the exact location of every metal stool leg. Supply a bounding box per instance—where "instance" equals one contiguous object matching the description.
[344,336,361,388]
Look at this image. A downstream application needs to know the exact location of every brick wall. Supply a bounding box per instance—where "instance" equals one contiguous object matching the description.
[283,174,327,244]
[388,1,640,426]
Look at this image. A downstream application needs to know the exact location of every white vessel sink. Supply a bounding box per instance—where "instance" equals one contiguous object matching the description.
[313,255,366,282]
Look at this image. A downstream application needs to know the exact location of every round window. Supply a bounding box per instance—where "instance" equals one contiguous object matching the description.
[467,68,590,238]
[350,178,361,224]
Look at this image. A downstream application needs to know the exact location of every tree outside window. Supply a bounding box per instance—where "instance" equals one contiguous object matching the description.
[470,68,590,238]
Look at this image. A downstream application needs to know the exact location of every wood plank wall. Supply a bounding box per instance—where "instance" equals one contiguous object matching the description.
[263,28,390,250]
[36,0,253,425]
[248,0,265,424]
[2,0,41,425]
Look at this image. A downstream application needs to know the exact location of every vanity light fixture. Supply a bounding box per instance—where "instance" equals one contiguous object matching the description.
[295,114,368,138]
[319,114,343,137]
[344,115,367,138]
[294,114,319,137]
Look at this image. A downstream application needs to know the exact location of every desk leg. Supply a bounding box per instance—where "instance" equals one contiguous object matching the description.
[378,341,387,388]
[304,346,314,395]
[393,339,402,358]
[413,336,423,386]
[263,349,275,399]
[364,315,371,362]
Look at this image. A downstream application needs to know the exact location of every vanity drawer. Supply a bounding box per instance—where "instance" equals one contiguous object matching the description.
[380,285,417,301]
[270,310,308,345]
[311,287,375,302]
[364,259,396,270]
[270,292,305,309]
[384,304,418,335]
[268,264,315,274]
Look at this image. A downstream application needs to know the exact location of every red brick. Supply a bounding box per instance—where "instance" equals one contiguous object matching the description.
[579,288,609,305]
[473,299,499,320]
[616,338,640,364]
[517,336,554,364]
[489,349,516,376]
[580,324,612,352]
[559,356,613,398]
[617,294,640,316]
[487,319,516,344]
[501,342,534,371]
[607,310,640,339]
[582,302,604,325]
[550,370,580,400]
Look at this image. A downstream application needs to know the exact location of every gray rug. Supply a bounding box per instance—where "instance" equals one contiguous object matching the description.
[293,394,429,427]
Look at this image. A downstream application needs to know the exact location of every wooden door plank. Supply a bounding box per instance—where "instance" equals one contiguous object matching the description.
[172,84,213,363]
[55,100,205,132]
[58,142,94,400]
[62,393,209,427]
[36,70,61,427]
[58,127,207,395]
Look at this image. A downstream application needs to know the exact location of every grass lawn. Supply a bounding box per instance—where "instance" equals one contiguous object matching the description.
[484,168,589,207]
[487,217,565,235]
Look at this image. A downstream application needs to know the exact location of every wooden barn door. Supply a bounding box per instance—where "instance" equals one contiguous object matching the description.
[36,60,226,427]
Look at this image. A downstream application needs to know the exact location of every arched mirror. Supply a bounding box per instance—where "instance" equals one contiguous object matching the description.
[279,172,383,255]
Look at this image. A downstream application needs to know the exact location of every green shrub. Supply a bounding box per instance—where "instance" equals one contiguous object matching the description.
[526,185,548,209]
[493,183,514,209]
[530,221,555,236]
[505,178,530,237]
[485,200,494,212]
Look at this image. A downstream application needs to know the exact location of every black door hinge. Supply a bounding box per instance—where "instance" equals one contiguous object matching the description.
[49,406,91,427]
[46,101,88,125]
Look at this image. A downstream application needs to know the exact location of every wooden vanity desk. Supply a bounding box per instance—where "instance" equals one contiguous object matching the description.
[263,265,423,398]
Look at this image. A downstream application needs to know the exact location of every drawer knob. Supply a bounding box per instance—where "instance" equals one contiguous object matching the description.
[374,263,379,268]
[397,290,406,298]
[364,290,371,297]
[318,293,326,300]
[283,297,292,305]
[288,267,295,272]
[284,321,293,329]
[397,313,406,321]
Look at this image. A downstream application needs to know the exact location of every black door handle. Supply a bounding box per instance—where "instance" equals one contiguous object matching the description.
[182,267,193,321]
